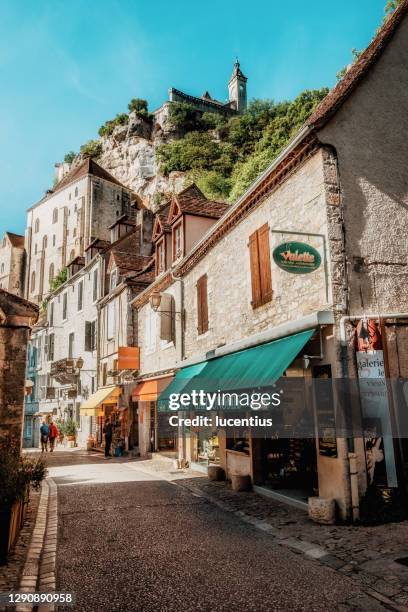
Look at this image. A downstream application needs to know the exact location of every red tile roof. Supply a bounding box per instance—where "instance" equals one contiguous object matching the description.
[172,184,229,220]
[109,230,152,275]
[308,0,408,129]
[6,232,24,248]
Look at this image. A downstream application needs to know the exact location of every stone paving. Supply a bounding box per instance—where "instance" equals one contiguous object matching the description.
[175,474,408,610]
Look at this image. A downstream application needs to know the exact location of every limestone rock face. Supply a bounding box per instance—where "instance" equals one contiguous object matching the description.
[97,116,185,211]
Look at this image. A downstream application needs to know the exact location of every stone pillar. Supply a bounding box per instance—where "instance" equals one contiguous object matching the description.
[0,289,38,447]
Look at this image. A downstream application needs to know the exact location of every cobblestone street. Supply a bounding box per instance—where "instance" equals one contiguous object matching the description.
[15,449,404,612]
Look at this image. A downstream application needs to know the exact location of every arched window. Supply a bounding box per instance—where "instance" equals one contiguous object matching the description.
[49,263,54,284]
[1,263,4,274]
[43,235,47,249]
[34,219,40,233]
[31,271,36,293]
[2,237,6,247]
[74,187,78,197]
[34,244,37,255]
[52,208,58,224]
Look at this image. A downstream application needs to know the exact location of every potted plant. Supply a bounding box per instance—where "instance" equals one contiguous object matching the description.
[56,419,65,443]
[0,438,46,564]
[64,419,77,446]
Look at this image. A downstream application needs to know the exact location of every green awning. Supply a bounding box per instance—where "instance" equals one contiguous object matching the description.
[158,328,314,411]
[158,361,208,409]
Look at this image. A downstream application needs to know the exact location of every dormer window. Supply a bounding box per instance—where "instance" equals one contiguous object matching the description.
[110,269,118,291]
[172,222,183,262]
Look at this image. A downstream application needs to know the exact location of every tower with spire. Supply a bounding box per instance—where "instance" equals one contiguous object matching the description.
[228,60,247,114]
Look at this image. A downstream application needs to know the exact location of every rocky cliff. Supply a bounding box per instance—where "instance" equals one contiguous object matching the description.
[97,111,186,211]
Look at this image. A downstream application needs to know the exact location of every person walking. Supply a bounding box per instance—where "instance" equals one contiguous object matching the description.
[40,420,50,453]
[103,418,113,457]
[48,421,58,452]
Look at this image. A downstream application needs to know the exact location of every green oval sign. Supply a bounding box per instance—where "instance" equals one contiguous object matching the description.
[273,241,321,274]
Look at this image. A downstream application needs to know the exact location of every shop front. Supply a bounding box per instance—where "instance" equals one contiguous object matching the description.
[132,375,174,457]
[80,386,122,452]
[158,321,336,505]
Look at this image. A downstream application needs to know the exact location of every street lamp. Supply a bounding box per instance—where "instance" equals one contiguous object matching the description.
[150,291,162,312]
[76,357,84,371]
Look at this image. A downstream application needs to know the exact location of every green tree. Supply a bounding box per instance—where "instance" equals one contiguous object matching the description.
[80,140,102,158]
[98,113,129,138]
[63,151,76,164]
[167,102,200,131]
[128,98,149,117]
[49,268,68,292]
[336,48,362,81]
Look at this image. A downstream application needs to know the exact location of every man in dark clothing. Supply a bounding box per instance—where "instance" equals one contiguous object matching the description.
[103,419,113,457]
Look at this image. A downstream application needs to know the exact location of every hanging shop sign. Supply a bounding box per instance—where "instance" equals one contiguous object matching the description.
[273,241,321,274]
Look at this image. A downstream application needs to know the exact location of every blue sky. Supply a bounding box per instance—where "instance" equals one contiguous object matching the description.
[0,0,387,236]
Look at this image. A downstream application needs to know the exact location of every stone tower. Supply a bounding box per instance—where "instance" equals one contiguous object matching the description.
[228,60,247,113]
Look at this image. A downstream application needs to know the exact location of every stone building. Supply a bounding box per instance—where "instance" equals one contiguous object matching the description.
[153,61,248,129]
[131,2,408,521]
[0,232,25,296]
[25,158,134,305]
[0,289,38,447]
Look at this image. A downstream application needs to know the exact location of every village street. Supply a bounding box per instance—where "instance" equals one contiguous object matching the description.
[35,450,391,612]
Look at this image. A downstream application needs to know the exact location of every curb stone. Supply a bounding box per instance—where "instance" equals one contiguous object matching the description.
[15,478,58,612]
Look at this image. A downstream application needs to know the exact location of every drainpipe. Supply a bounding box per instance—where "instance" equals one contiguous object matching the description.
[170,271,185,362]
[170,270,186,466]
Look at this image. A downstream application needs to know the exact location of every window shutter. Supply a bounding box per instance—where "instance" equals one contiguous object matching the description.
[249,231,262,308]
[160,293,174,342]
[197,275,208,335]
[91,321,96,351]
[85,321,91,351]
[257,224,272,303]
[249,225,272,308]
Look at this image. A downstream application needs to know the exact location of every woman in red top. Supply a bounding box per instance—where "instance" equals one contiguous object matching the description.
[48,422,58,452]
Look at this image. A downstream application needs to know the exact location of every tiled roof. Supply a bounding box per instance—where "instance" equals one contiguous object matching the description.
[6,232,24,248]
[0,288,38,319]
[110,230,152,275]
[172,184,229,220]
[129,258,156,284]
[85,238,111,252]
[108,214,136,230]
[308,0,408,129]
[28,159,130,211]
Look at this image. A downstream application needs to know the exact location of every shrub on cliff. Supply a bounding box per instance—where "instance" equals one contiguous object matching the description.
[80,139,103,158]
[98,113,129,138]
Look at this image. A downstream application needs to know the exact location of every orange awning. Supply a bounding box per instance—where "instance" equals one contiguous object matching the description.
[133,376,173,402]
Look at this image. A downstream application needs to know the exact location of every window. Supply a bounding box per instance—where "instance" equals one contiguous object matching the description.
[248,224,272,308]
[34,244,37,255]
[49,301,54,327]
[2,237,6,247]
[31,271,36,293]
[91,376,95,394]
[48,333,55,361]
[77,280,83,311]
[92,269,98,302]
[68,333,74,359]
[110,269,118,291]
[75,187,78,197]
[85,320,97,351]
[0,263,4,274]
[52,208,58,223]
[172,223,183,261]
[43,235,47,249]
[196,274,209,335]
[62,292,68,320]
[107,302,115,340]
[53,235,56,247]
[25,418,33,439]
[156,240,166,275]
[34,218,40,233]
[49,263,54,284]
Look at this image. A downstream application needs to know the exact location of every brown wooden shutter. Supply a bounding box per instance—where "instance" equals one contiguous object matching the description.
[249,224,272,308]
[249,230,262,308]
[159,293,175,342]
[257,224,272,304]
[197,274,208,334]
[85,321,92,351]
